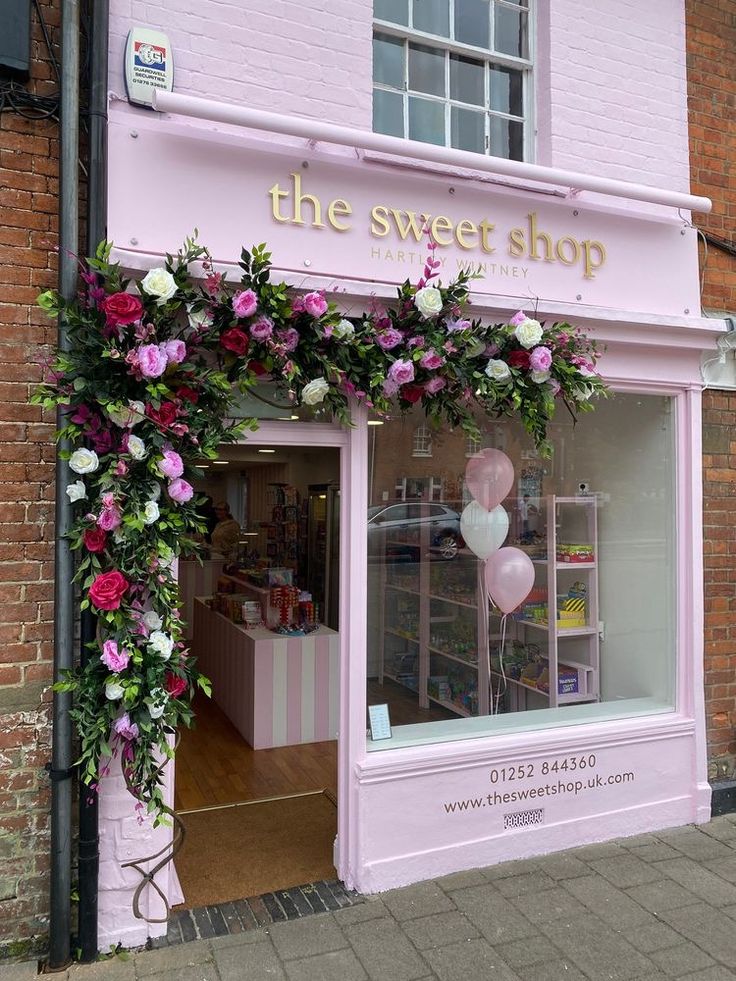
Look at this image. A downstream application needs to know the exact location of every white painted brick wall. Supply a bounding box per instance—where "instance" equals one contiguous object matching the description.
[108,0,691,192]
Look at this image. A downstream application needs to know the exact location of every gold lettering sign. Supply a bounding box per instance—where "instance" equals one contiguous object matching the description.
[266,174,607,279]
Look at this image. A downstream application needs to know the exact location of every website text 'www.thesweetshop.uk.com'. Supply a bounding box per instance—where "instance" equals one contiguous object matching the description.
[443,754,635,814]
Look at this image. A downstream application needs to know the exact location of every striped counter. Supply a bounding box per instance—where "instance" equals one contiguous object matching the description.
[192,598,339,749]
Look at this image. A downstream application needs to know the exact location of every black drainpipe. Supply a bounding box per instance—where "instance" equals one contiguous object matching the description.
[76,0,108,962]
[48,0,80,970]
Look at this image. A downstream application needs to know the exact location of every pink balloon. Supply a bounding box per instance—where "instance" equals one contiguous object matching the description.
[465,449,514,511]
[484,547,536,614]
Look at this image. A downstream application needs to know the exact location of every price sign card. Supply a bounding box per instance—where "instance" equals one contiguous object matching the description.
[368,704,392,741]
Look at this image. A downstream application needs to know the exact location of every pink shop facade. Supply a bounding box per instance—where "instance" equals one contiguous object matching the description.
[98,0,724,947]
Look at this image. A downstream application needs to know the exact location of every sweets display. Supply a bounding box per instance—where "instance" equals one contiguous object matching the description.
[556,542,595,563]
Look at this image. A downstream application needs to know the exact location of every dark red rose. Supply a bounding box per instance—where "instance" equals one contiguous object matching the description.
[400,384,424,404]
[88,570,129,611]
[176,386,200,404]
[100,292,144,327]
[220,327,250,356]
[508,349,531,369]
[146,401,178,428]
[164,672,188,699]
[83,528,107,553]
[249,361,268,377]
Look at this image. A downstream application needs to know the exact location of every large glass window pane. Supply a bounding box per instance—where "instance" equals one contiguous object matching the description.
[454,0,490,48]
[366,394,676,750]
[489,65,523,116]
[375,0,409,25]
[495,3,528,58]
[489,114,524,159]
[408,96,446,144]
[450,54,485,105]
[374,33,405,89]
[374,89,405,137]
[451,106,485,152]
[412,0,450,36]
[408,43,446,96]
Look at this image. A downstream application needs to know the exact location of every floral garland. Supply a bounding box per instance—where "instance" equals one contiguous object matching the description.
[35,235,606,823]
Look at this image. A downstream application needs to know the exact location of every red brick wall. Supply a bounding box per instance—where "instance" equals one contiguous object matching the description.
[686,0,736,776]
[0,0,60,956]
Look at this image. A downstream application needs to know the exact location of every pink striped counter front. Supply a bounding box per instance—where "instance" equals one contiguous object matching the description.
[192,598,339,749]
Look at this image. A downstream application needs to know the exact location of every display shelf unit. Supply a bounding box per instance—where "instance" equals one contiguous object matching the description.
[378,505,490,718]
[494,495,600,711]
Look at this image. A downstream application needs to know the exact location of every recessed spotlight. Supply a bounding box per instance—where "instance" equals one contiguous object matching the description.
[212,460,229,466]
[290,414,299,420]
[257,448,276,454]
[367,420,384,426]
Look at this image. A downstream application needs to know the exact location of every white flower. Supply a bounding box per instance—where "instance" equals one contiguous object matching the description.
[485,359,511,381]
[159,545,175,569]
[301,378,330,406]
[105,681,124,701]
[514,317,544,349]
[147,688,168,719]
[149,482,162,502]
[413,286,443,319]
[531,370,550,384]
[187,305,213,330]
[148,630,174,660]
[333,318,355,340]
[141,267,178,306]
[143,500,160,525]
[69,448,99,475]
[573,384,594,402]
[113,529,126,544]
[143,611,163,631]
[107,400,145,428]
[127,435,147,460]
[66,480,87,502]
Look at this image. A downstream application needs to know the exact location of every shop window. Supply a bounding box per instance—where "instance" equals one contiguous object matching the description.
[412,425,433,457]
[373,0,532,160]
[366,394,677,749]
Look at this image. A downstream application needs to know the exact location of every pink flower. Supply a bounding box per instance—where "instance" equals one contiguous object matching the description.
[443,341,457,354]
[376,328,403,350]
[115,460,128,477]
[101,639,130,673]
[101,492,115,509]
[276,328,299,352]
[113,713,139,741]
[548,378,561,396]
[137,344,168,379]
[158,449,184,479]
[291,296,306,315]
[382,377,400,396]
[162,339,186,364]
[420,350,445,370]
[425,376,446,395]
[446,319,472,333]
[388,359,415,386]
[509,310,527,327]
[303,291,328,318]
[97,507,122,531]
[168,478,194,504]
[232,289,258,318]
[407,336,426,349]
[529,346,552,373]
[250,317,273,341]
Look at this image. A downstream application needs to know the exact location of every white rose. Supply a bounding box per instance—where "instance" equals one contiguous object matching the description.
[413,286,443,319]
[143,611,163,631]
[143,500,160,525]
[127,435,147,460]
[69,448,99,475]
[148,630,174,660]
[66,480,87,502]
[333,318,355,340]
[514,317,544,349]
[531,370,550,384]
[113,529,126,544]
[147,688,168,719]
[301,378,330,406]
[105,681,124,701]
[149,482,162,502]
[141,267,178,306]
[187,305,213,330]
[485,359,511,381]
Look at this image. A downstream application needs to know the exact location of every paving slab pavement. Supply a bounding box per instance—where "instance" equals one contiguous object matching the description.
[6,816,736,980]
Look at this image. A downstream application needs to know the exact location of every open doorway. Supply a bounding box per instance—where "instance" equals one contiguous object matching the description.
[173,441,341,908]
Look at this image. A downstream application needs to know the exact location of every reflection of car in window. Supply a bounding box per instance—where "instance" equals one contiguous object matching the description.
[367,503,463,560]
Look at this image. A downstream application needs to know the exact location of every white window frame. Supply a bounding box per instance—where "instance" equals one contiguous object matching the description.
[412,425,434,457]
[373,0,535,162]
[465,433,482,457]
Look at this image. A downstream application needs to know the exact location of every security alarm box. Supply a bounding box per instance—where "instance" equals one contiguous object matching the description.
[124,27,174,108]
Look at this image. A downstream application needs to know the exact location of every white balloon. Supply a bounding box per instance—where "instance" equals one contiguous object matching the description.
[460,502,509,560]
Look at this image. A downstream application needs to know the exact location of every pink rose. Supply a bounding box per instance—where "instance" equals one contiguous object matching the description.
[113,713,139,741]
[158,449,184,479]
[97,507,122,531]
[388,359,415,386]
[114,460,128,477]
[101,639,130,673]
[89,570,129,611]
[276,328,299,352]
[509,310,526,327]
[303,292,328,318]
[162,339,186,364]
[250,317,273,341]
[137,344,168,379]
[425,376,446,395]
[420,350,445,370]
[407,336,426,349]
[168,478,194,504]
[376,328,403,350]
[529,346,552,373]
[382,377,400,397]
[232,289,258,318]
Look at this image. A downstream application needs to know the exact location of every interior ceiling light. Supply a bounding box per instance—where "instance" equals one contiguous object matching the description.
[257,448,276,454]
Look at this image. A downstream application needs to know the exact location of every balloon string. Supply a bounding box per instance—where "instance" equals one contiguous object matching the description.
[495,613,509,714]
[481,562,492,715]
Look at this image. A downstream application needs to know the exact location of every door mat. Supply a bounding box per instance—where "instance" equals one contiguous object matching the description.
[174,790,338,910]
